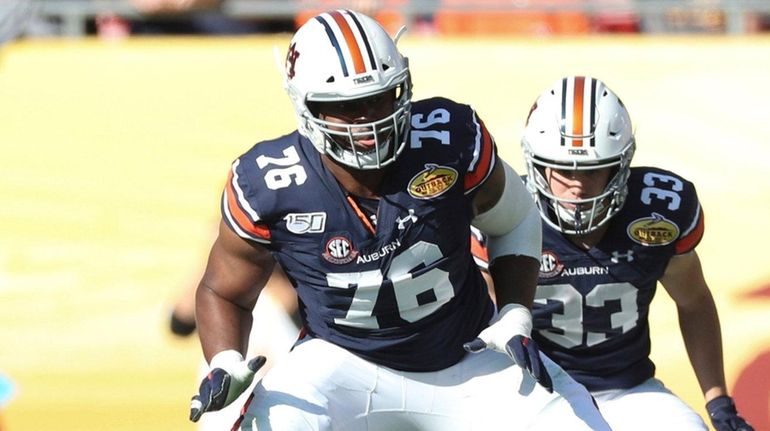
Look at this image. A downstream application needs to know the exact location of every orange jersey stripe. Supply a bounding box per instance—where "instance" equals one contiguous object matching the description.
[225,170,271,240]
[571,76,585,147]
[346,195,376,235]
[464,117,495,191]
[330,10,366,74]
[675,210,704,254]
[470,233,489,264]
[230,392,255,431]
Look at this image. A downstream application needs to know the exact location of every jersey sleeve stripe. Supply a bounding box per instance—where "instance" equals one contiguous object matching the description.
[675,205,704,254]
[222,162,271,242]
[470,230,489,270]
[464,113,496,193]
[228,160,260,221]
[221,190,270,243]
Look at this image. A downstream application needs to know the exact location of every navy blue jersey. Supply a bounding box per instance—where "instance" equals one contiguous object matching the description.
[221,97,498,371]
[531,166,705,391]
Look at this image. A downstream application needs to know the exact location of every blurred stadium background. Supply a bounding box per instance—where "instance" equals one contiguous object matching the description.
[1,1,769,430]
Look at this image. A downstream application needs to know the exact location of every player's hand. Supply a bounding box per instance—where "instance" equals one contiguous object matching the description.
[706,395,754,431]
[463,303,553,393]
[189,350,266,422]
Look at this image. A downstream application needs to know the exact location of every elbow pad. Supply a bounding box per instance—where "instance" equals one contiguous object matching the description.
[472,162,542,263]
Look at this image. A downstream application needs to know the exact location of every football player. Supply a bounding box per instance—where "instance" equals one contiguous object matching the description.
[521,75,753,431]
[188,10,611,430]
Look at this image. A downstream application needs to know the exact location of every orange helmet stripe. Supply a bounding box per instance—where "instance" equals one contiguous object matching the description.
[329,10,366,75]
[571,76,585,147]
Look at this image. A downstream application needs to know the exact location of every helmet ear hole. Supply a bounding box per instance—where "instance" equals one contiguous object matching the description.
[306,101,321,116]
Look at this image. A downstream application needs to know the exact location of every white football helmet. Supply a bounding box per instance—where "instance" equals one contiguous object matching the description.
[284,9,412,170]
[522,76,636,235]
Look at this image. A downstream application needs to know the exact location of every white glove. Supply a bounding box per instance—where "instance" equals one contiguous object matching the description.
[464,304,553,392]
[189,350,266,422]
[470,303,532,352]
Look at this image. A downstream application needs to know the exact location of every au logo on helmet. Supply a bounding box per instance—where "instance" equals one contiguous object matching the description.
[286,43,300,80]
[407,164,458,199]
[626,212,679,246]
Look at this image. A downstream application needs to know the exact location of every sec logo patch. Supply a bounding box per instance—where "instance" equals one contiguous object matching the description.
[322,236,358,264]
[627,212,679,246]
[408,164,457,199]
[539,250,564,278]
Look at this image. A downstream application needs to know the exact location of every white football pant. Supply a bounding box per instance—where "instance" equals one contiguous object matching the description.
[593,377,707,431]
[236,337,613,430]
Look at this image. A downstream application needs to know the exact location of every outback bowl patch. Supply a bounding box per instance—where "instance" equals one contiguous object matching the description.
[627,212,679,246]
[407,164,458,199]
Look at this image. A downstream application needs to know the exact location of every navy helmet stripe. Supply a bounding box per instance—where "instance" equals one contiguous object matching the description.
[589,77,596,146]
[560,77,567,146]
[344,10,377,71]
[315,15,349,77]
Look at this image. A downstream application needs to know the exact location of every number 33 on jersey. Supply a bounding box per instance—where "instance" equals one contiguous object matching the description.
[532,166,705,391]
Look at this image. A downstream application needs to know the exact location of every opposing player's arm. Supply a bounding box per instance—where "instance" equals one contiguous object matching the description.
[196,219,276,362]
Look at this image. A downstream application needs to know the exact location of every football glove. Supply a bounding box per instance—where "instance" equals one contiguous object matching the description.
[463,303,553,393]
[189,350,266,423]
[706,395,754,431]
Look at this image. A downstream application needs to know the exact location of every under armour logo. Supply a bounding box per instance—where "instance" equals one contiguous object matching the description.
[286,43,300,79]
[396,209,417,230]
[611,250,635,263]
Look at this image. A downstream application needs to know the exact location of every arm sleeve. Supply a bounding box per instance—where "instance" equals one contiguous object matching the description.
[472,161,542,262]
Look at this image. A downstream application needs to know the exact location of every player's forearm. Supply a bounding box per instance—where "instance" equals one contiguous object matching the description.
[196,282,255,363]
[677,290,728,401]
[489,255,540,308]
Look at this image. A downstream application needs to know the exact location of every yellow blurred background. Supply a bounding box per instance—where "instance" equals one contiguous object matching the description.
[1,34,769,430]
